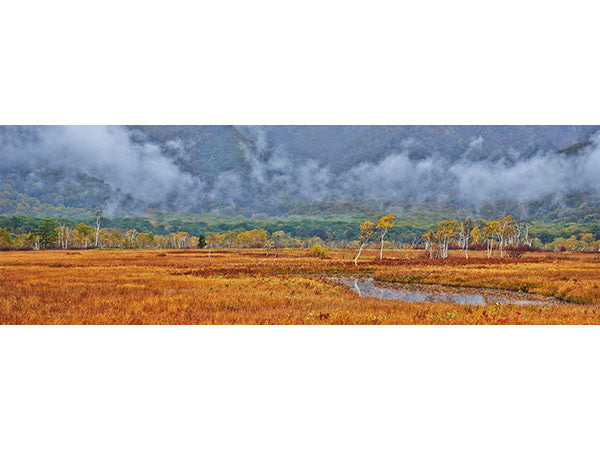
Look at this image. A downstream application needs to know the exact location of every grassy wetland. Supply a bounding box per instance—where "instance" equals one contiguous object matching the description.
[2,248,600,324]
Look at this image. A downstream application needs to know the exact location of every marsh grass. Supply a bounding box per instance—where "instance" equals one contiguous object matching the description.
[1,249,599,324]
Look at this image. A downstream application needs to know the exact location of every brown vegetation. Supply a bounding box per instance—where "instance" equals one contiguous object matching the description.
[1,249,600,324]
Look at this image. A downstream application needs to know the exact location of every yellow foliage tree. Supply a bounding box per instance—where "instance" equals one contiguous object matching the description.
[376,214,396,259]
[354,220,374,265]
[125,229,139,248]
[482,221,498,258]
[435,220,456,258]
[422,230,435,258]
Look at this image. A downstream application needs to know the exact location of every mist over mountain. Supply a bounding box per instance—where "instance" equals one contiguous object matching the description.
[1,125,599,218]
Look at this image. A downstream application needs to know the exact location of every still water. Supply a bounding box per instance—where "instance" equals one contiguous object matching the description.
[333,277,556,306]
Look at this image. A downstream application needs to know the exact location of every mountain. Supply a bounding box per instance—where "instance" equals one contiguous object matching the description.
[0,125,255,216]
[1,125,599,218]
[127,125,254,178]
[252,125,368,161]
[247,125,598,168]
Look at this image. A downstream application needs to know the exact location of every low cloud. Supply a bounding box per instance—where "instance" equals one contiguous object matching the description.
[3,125,600,215]
[1,126,203,206]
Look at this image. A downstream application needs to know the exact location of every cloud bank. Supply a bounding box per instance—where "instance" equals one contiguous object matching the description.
[1,126,203,204]
[2,125,600,214]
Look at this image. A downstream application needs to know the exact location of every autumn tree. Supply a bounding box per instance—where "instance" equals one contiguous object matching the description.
[0,227,11,247]
[136,232,155,249]
[482,221,498,258]
[94,208,102,248]
[376,214,396,259]
[307,236,326,249]
[56,224,73,249]
[494,215,513,258]
[354,220,374,265]
[470,226,482,247]
[222,231,238,248]
[179,232,189,248]
[458,217,477,259]
[74,222,94,248]
[435,220,456,258]
[125,229,139,248]
[169,232,189,249]
[521,222,533,248]
[235,229,269,248]
[271,231,288,248]
[509,220,532,248]
[580,233,595,251]
[422,230,435,258]
[95,228,111,248]
[109,230,125,248]
[13,233,35,249]
[154,234,168,249]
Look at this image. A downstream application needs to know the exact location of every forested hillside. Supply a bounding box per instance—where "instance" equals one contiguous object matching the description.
[1,125,599,219]
[322,125,597,169]
[127,125,254,178]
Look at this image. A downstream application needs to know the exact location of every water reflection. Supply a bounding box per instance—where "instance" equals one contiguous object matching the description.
[335,277,554,306]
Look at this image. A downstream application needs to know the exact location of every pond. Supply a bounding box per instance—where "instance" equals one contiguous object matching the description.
[331,277,556,306]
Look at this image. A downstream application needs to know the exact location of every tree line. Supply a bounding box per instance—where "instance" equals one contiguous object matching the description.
[2,213,600,257]
[419,216,531,259]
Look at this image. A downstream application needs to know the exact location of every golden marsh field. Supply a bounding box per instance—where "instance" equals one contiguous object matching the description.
[2,249,600,324]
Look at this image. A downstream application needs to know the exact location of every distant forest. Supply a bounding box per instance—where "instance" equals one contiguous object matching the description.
[1,209,599,251]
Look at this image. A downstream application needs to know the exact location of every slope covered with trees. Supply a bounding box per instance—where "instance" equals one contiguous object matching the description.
[322,125,598,169]
[1,125,599,219]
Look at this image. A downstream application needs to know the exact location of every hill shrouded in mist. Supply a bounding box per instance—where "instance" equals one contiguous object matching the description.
[1,125,599,219]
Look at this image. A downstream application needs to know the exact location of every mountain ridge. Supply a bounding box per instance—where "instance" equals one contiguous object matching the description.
[1,125,599,218]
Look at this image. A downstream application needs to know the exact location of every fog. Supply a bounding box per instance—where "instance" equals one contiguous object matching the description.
[2,125,600,214]
[1,126,203,204]
[231,126,600,208]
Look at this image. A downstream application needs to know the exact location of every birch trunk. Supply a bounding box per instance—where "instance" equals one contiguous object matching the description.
[355,242,367,265]
[379,229,387,259]
[95,221,100,247]
[258,250,270,264]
